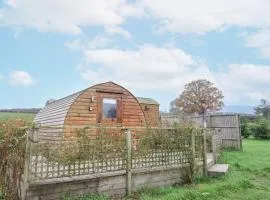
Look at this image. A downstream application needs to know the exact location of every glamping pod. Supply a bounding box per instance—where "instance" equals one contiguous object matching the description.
[34,82,160,139]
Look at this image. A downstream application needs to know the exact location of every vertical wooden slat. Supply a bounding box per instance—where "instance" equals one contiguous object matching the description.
[126,129,132,196]
[202,130,207,176]
[237,114,243,151]
[191,131,196,182]
[40,152,44,179]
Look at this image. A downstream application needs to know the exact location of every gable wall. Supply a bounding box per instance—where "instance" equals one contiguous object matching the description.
[140,103,160,127]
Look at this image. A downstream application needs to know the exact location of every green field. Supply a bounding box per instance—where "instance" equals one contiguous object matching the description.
[68,140,270,200]
[0,112,36,122]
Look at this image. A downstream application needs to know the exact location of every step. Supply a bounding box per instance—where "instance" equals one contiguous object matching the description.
[207,164,229,177]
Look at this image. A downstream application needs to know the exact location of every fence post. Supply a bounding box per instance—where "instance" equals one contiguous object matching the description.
[191,131,196,182]
[20,128,34,200]
[202,130,207,176]
[126,129,132,196]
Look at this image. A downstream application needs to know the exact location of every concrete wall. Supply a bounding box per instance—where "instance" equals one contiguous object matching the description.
[25,165,202,200]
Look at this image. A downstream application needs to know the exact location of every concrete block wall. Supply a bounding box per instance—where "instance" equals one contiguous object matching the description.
[25,165,203,200]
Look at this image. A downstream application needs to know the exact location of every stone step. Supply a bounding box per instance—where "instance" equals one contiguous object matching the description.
[207,164,229,177]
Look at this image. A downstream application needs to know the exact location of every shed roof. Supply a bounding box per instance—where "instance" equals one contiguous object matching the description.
[34,91,84,126]
[136,97,159,105]
[34,84,159,127]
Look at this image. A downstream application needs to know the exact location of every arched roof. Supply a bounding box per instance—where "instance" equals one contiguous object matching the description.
[34,91,84,126]
[34,81,159,127]
[137,97,159,105]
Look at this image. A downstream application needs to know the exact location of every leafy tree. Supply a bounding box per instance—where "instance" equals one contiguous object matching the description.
[254,99,270,119]
[171,79,224,114]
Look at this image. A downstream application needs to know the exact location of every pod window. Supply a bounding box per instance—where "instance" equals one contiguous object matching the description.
[102,98,117,119]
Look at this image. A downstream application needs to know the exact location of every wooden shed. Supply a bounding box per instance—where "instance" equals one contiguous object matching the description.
[34,82,160,138]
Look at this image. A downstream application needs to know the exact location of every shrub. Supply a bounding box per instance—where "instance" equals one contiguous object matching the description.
[240,119,250,138]
[0,120,28,200]
[248,119,270,139]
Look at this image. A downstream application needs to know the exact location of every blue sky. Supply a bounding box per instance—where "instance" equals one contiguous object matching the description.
[0,0,270,111]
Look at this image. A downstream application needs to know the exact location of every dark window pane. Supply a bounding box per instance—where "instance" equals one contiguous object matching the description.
[103,98,117,119]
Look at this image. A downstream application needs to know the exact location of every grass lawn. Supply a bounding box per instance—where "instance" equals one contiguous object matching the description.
[68,139,270,200]
[0,112,36,122]
[134,139,270,200]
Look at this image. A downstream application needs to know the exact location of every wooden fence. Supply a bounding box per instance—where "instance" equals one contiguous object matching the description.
[161,113,242,150]
[22,126,211,199]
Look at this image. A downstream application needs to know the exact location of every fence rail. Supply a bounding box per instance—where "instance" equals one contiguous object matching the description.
[27,126,208,183]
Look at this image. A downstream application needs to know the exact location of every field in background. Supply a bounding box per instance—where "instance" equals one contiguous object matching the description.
[0,112,36,122]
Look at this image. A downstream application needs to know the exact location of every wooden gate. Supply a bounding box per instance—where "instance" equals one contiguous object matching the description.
[190,114,242,150]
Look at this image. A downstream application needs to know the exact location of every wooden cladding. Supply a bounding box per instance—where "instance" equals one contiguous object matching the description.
[64,82,146,129]
[140,103,160,127]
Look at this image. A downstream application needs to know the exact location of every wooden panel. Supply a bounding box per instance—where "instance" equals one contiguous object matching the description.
[161,113,241,150]
[64,82,146,132]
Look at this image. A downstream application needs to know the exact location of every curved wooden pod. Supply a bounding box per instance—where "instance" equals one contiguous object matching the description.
[35,82,157,139]
[65,82,146,125]
[35,82,163,141]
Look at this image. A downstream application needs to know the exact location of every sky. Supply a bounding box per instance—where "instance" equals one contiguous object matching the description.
[0,0,270,111]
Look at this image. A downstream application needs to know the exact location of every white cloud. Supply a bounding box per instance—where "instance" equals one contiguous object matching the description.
[140,0,270,34]
[246,28,270,58]
[65,39,85,51]
[6,0,17,7]
[71,43,270,105]
[216,64,270,103]
[84,45,198,82]
[0,0,143,34]
[105,26,132,40]
[2,0,269,36]
[79,45,214,94]
[9,70,34,86]
[65,35,113,51]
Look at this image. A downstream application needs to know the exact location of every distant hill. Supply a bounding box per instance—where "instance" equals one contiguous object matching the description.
[0,108,41,114]
[222,105,255,114]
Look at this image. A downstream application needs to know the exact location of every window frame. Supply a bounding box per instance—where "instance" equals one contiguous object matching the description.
[97,93,122,124]
[102,98,117,120]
